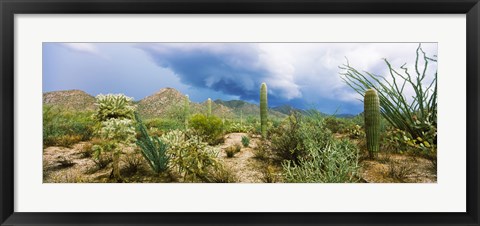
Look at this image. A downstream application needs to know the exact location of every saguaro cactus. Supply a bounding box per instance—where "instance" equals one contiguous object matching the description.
[260,83,268,138]
[184,95,190,130]
[207,98,212,117]
[364,88,380,159]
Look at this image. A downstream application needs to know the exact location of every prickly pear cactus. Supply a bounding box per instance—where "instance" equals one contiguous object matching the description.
[207,98,212,117]
[364,89,380,159]
[260,83,268,138]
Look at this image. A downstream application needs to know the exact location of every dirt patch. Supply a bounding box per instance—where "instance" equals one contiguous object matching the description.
[359,153,437,183]
[43,142,175,183]
[217,133,268,183]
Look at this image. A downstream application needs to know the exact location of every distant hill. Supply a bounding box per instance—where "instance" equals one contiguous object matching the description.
[43,90,96,111]
[271,104,305,115]
[136,87,202,118]
[334,113,357,118]
[214,99,287,119]
[43,88,320,120]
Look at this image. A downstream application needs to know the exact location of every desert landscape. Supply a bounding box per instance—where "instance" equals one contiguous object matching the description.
[43,43,437,183]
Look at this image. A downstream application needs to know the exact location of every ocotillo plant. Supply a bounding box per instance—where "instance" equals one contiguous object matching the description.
[364,89,380,159]
[184,95,190,130]
[207,98,212,117]
[260,82,268,138]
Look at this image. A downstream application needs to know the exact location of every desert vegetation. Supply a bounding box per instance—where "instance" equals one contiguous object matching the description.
[43,45,437,183]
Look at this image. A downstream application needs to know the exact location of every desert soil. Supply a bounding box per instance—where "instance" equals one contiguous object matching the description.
[216,133,267,183]
[43,134,436,183]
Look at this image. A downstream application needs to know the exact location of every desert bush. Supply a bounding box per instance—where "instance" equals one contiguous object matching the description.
[136,114,170,174]
[253,140,269,160]
[209,165,238,183]
[80,142,94,158]
[225,143,242,158]
[43,106,96,147]
[122,152,144,176]
[387,160,415,182]
[224,121,254,133]
[91,140,114,169]
[323,117,350,134]
[270,113,306,163]
[347,124,365,139]
[241,135,250,147]
[144,118,183,132]
[261,164,278,183]
[189,114,224,145]
[281,112,360,183]
[282,139,360,183]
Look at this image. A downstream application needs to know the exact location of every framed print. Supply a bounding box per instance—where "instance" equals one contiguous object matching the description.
[1,0,479,225]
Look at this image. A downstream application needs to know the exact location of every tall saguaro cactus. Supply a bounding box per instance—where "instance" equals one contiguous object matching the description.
[260,83,268,138]
[207,98,212,117]
[364,89,380,159]
[184,95,190,130]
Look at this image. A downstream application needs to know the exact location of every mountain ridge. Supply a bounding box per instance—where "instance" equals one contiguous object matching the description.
[43,88,288,119]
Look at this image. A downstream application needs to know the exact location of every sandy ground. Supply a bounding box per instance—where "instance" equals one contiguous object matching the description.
[43,142,109,183]
[359,152,437,183]
[216,133,267,183]
[43,134,436,183]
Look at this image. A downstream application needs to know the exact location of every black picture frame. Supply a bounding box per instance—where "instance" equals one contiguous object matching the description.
[1,0,479,225]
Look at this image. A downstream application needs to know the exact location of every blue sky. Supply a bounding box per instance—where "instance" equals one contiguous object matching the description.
[43,43,437,114]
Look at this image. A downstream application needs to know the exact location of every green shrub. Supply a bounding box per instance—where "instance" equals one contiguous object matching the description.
[323,117,349,134]
[225,146,237,158]
[280,111,360,183]
[43,106,96,147]
[270,113,307,163]
[189,114,224,145]
[136,114,170,173]
[144,118,183,132]
[91,140,114,169]
[282,139,360,183]
[253,140,269,160]
[241,136,250,147]
[225,121,254,133]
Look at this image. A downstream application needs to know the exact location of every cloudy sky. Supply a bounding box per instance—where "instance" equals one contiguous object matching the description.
[43,42,437,114]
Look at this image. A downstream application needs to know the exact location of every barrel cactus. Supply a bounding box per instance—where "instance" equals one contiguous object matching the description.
[260,83,268,138]
[364,89,380,159]
[207,98,212,117]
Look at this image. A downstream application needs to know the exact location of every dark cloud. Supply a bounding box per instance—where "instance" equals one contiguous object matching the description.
[136,43,301,108]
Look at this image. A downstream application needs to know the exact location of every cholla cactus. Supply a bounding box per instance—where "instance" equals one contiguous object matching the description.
[94,94,135,121]
[93,94,136,181]
[260,83,268,138]
[207,98,212,117]
[364,89,380,159]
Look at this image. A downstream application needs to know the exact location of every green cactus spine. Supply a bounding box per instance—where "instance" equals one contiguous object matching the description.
[207,98,212,117]
[184,95,190,130]
[260,83,268,138]
[364,88,380,159]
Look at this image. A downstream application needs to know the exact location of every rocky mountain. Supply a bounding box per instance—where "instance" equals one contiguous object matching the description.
[271,104,306,115]
[43,90,96,111]
[136,88,200,118]
[43,88,289,119]
[214,99,287,119]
